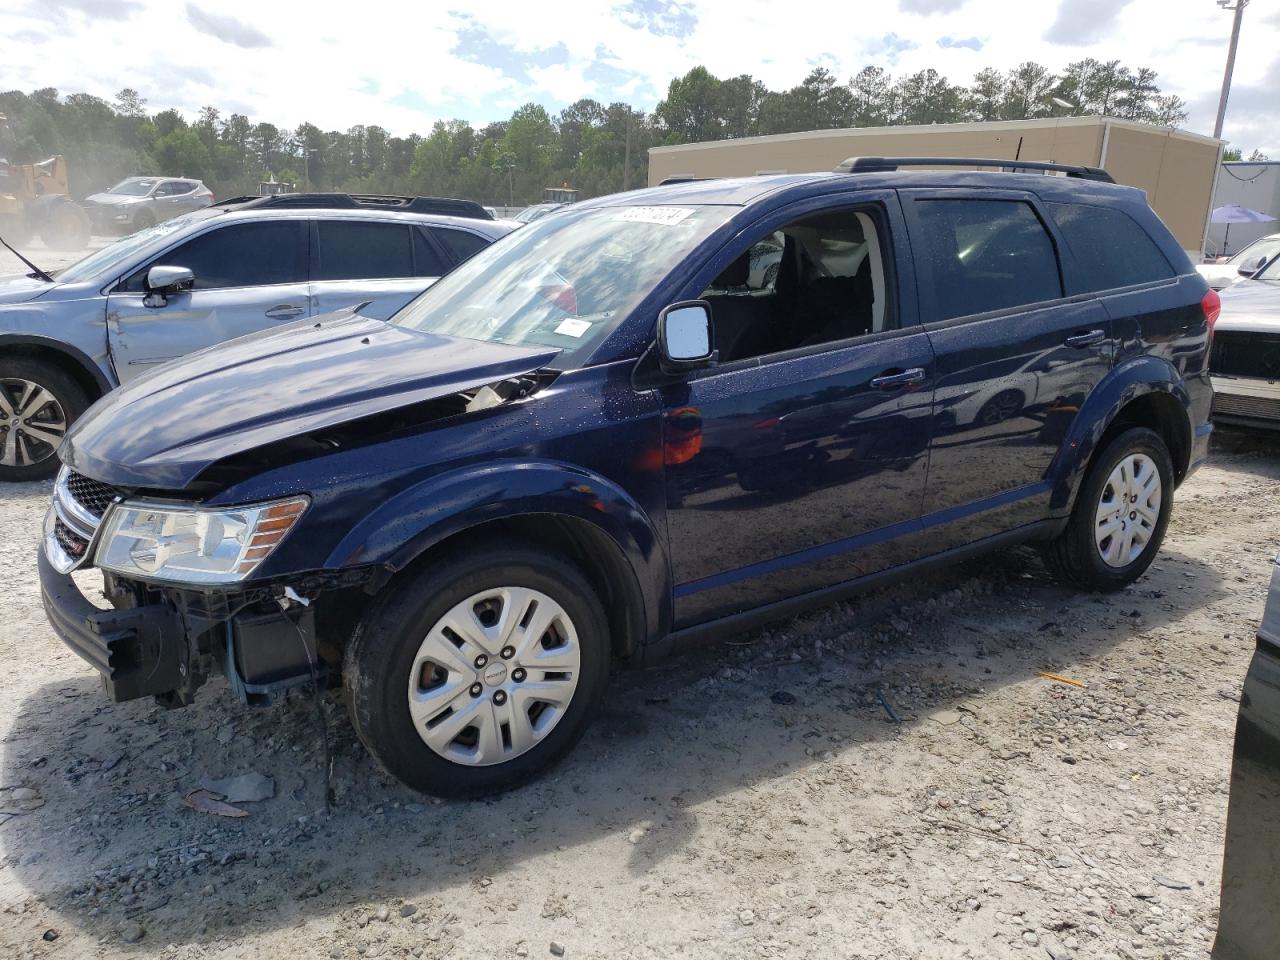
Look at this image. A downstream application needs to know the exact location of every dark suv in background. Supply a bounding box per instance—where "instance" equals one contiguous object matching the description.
[40,158,1215,798]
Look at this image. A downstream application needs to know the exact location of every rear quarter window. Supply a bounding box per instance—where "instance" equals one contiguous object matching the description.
[1047,202,1175,293]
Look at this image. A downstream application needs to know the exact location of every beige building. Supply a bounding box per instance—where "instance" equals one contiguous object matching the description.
[648,117,1223,254]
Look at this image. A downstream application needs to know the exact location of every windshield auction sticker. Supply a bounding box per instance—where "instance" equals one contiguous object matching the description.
[554,318,592,337]
[615,207,695,226]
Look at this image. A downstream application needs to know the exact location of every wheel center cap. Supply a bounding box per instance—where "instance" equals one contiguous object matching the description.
[483,662,508,686]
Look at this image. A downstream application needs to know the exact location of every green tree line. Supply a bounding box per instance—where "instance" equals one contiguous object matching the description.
[0,58,1191,206]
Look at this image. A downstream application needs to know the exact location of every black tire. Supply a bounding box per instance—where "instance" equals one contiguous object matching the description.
[344,540,610,798]
[39,202,91,251]
[1041,426,1174,591]
[0,357,90,482]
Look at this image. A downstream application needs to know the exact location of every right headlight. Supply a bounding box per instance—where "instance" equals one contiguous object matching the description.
[95,496,308,585]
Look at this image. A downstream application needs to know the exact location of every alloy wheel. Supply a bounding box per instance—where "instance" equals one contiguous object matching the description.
[1093,452,1161,568]
[407,587,581,766]
[0,378,67,469]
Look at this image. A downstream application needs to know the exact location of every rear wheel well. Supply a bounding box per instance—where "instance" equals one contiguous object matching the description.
[1097,391,1191,484]
[389,514,647,661]
[0,343,106,406]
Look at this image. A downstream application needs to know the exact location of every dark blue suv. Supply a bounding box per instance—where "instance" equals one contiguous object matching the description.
[39,158,1217,797]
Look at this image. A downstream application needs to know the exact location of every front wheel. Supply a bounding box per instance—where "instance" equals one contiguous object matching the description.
[1041,426,1174,591]
[0,358,89,482]
[344,541,610,798]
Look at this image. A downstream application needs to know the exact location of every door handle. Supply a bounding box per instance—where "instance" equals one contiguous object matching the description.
[1064,329,1106,348]
[265,304,306,320]
[870,367,927,390]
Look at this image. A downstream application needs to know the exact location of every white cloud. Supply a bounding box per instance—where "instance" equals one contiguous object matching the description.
[0,0,1276,154]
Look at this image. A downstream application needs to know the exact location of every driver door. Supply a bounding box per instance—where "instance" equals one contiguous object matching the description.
[106,219,310,383]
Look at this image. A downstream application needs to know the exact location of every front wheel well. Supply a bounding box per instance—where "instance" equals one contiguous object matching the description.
[387,514,647,662]
[1097,391,1191,484]
[0,342,107,407]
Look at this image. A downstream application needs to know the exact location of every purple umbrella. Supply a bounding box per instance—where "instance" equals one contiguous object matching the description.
[1212,205,1278,256]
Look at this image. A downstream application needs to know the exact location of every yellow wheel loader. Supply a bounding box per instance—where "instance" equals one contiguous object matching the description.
[0,155,92,251]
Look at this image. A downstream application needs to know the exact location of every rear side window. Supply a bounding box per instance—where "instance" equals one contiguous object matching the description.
[433,228,489,264]
[127,221,305,291]
[411,230,447,277]
[1047,202,1175,292]
[913,199,1063,322]
[317,221,413,280]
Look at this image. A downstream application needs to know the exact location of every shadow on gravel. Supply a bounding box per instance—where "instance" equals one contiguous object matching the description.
[1210,426,1280,479]
[2,545,1227,949]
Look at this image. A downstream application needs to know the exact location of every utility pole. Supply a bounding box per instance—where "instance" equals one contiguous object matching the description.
[1213,0,1249,141]
[622,110,632,192]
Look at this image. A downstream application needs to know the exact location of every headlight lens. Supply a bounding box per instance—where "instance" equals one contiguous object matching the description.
[95,497,308,584]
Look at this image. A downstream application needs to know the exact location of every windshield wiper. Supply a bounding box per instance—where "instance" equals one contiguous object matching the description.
[0,233,54,283]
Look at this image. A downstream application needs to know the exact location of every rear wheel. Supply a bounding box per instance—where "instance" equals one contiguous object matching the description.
[344,541,610,797]
[1041,426,1173,591]
[39,202,91,251]
[0,357,89,482]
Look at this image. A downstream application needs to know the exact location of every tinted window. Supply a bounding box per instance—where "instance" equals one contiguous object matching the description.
[914,199,1062,321]
[433,228,489,265]
[1047,202,1174,292]
[317,221,413,280]
[412,229,447,277]
[127,221,305,291]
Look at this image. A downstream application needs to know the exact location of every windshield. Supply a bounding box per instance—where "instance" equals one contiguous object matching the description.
[515,204,560,224]
[392,203,733,365]
[55,211,210,284]
[107,178,158,196]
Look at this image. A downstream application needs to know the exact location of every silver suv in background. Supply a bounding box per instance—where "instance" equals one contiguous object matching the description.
[82,176,215,234]
[0,193,514,480]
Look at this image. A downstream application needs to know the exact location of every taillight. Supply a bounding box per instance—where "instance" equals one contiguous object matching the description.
[1201,288,1221,337]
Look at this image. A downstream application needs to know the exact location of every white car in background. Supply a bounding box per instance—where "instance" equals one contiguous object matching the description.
[1210,252,1280,429]
[1198,233,1280,290]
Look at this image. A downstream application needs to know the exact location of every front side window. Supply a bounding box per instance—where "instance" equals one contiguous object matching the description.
[914,199,1063,322]
[699,207,893,363]
[1234,237,1280,269]
[123,220,305,291]
[392,204,735,366]
[316,221,413,280]
[1047,202,1175,292]
[1256,254,1280,282]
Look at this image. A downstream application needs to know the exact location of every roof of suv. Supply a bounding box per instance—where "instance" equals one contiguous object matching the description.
[185,202,515,238]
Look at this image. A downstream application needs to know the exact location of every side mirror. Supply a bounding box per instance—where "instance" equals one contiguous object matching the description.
[657,301,715,375]
[143,265,194,307]
[1239,256,1267,278]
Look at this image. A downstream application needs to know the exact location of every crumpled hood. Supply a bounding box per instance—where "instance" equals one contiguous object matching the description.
[0,273,54,304]
[1217,280,1280,332]
[63,310,560,488]
[83,192,141,207]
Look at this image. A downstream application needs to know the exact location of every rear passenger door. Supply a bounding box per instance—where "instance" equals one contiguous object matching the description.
[309,219,447,320]
[902,191,1112,548]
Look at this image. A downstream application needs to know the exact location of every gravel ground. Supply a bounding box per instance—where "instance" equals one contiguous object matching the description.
[0,242,1276,959]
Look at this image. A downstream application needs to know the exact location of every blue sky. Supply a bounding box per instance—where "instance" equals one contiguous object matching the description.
[4,0,1279,152]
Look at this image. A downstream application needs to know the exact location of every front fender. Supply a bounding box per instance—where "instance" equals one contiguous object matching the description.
[325,458,670,641]
[1049,355,1191,512]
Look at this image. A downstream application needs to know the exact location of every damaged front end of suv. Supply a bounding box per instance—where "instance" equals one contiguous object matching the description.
[39,307,565,709]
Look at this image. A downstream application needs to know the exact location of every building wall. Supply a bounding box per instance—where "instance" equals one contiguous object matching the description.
[649,117,1220,253]
[1205,163,1280,258]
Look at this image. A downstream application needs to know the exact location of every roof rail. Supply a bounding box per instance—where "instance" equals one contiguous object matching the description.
[834,156,1115,184]
[657,176,719,185]
[226,193,495,220]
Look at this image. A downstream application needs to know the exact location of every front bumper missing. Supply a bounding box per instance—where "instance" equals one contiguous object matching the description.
[39,546,187,703]
[38,547,336,707]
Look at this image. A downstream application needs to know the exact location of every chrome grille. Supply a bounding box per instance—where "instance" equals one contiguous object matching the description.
[1214,392,1280,422]
[65,471,119,518]
[53,518,89,561]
